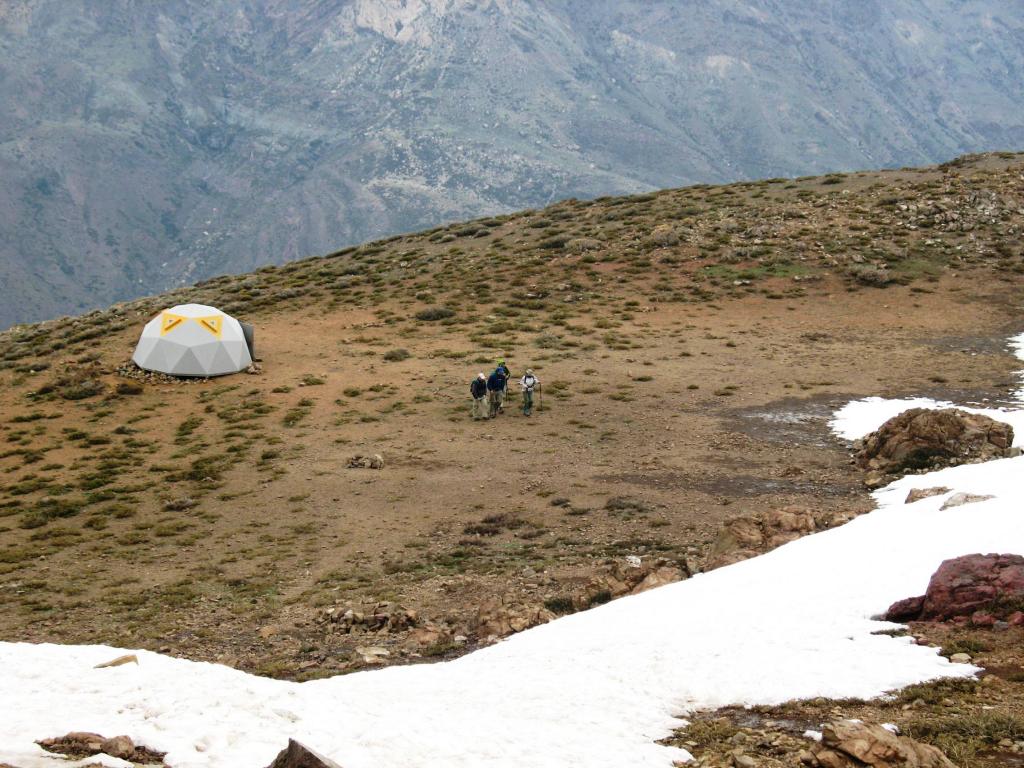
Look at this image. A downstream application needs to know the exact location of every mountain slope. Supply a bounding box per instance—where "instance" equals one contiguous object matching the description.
[1,0,1023,326]
[0,153,1022,681]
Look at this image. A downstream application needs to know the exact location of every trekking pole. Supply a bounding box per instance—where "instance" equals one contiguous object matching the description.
[538,383,542,413]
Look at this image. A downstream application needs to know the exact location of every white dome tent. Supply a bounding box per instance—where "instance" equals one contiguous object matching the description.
[132,304,253,377]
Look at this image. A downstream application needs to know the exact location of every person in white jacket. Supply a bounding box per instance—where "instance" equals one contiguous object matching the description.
[520,369,539,416]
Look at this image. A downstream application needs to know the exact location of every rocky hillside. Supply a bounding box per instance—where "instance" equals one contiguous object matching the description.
[2,0,1023,327]
[0,153,1022,681]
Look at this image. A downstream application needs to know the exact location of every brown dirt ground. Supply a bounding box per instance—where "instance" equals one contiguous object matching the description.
[1,270,1021,679]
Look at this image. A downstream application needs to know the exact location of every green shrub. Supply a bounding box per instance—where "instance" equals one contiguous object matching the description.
[383,348,411,362]
[415,307,456,322]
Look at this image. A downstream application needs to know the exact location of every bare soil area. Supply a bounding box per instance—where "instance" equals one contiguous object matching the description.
[1,272,1021,679]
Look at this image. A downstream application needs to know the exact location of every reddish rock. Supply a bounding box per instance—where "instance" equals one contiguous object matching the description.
[855,408,1014,480]
[1008,611,1024,627]
[884,553,1024,622]
[884,596,925,623]
[970,611,996,627]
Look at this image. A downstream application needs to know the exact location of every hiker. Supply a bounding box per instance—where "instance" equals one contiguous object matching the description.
[520,369,539,416]
[487,367,507,418]
[470,373,488,420]
[496,359,511,413]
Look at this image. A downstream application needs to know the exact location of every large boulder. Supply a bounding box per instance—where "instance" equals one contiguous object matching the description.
[265,739,344,768]
[706,507,842,569]
[807,720,955,768]
[884,553,1024,622]
[855,408,1013,486]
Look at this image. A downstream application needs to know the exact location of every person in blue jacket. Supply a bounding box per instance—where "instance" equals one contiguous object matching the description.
[487,367,507,418]
[495,359,511,412]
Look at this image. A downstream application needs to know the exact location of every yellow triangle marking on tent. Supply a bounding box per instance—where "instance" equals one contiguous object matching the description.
[160,313,185,335]
[196,315,223,338]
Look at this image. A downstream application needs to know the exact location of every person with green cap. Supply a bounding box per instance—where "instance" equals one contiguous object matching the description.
[496,359,511,413]
[486,365,508,418]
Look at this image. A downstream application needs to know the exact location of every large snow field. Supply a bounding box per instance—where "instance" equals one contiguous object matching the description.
[2,333,1023,768]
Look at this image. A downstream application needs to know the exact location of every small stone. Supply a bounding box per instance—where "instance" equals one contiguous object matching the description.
[407,627,443,647]
[940,492,995,510]
[904,487,950,504]
[949,652,972,664]
[99,735,135,760]
[94,654,138,669]
[354,646,390,664]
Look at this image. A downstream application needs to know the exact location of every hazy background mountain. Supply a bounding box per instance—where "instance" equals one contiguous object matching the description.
[1,0,1022,328]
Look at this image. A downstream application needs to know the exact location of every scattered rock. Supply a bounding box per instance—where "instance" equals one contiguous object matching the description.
[99,735,135,760]
[353,646,390,664]
[317,602,417,634]
[36,732,165,764]
[939,492,995,510]
[94,653,138,669]
[265,739,344,768]
[163,497,198,512]
[707,507,841,569]
[630,566,687,595]
[970,611,996,627]
[884,596,925,623]
[884,553,1024,622]
[116,359,198,385]
[473,594,556,639]
[646,224,682,247]
[904,487,950,504]
[807,720,956,768]
[855,408,1014,486]
[565,237,603,254]
[949,652,973,664]
[347,454,384,469]
[406,626,446,647]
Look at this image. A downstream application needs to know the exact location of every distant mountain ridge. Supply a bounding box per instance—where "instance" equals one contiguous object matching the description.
[1,0,1022,327]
